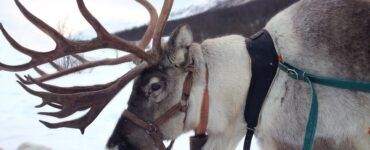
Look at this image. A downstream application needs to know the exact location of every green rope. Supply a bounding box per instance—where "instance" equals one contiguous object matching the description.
[279,62,370,150]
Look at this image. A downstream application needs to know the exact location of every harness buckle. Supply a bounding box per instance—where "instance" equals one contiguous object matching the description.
[181,93,189,101]
[287,68,299,80]
[246,126,255,132]
[180,100,188,112]
[146,123,159,134]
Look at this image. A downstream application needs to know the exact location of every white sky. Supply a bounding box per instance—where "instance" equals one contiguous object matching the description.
[0,0,211,64]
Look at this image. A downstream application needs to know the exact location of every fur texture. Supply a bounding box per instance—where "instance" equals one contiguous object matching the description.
[185,0,370,149]
[184,35,251,150]
[259,0,370,149]
[108,0,369,149]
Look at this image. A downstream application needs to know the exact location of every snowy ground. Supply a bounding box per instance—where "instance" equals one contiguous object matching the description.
[0,0,259,149]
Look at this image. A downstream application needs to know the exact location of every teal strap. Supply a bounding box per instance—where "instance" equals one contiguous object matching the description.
[279,62,370,150]
[302,77,318,150]
[279,62,370,92]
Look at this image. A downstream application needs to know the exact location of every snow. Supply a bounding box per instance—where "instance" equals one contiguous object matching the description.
[170,0,254,20]
[0,0,259,149]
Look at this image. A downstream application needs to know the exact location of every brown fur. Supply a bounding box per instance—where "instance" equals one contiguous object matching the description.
[260,137,356,150]
[258,0,370,149]
[291,0,370,80]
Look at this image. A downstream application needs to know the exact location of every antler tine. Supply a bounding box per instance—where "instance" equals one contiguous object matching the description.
[18,54,137,85]
[0,23,42,57]
[49,62,63,72]
[0,1,103,72]
[76,0,110,38]
[33,67,47,76]
[39,105,105,134]
[0,60,39,72]
[136,0,158,49]
[72,54,88,63]
[21,75,115,94]
[152,0,174,57]
[2,0,174,134]
[14,0,69,45]
[36,102,63,109]
[76,0,153,62]
[0,0,156,72]
[76,0,159,50]
[16,62,148,133]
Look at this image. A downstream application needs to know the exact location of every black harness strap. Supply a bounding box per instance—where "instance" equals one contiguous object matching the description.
[244,30,279,150]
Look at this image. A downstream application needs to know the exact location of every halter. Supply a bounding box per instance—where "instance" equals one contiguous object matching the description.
[123,62,210,150]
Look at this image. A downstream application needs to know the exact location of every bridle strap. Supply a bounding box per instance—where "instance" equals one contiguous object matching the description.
[123,110,167,149]
[195,64,209,135]
[122,65,195,150]
[123,111,158,131]
[182,64,195,101]
[123,102,187,150]
[154,103,186,125]
[121,60,211,150]
[189,64,210,150]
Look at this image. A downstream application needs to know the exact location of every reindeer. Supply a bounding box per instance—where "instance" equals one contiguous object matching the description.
[0,0,369,150]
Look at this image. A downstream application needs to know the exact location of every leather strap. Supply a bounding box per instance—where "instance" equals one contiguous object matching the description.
[122,61,211,150]
[154,103,186,125]
[182,65,195,100]
[195,64,209,135]
[123,110,165,149]
[244,30,279,150]
[190,134,208,150]
[122,64,196,150]
[189,64,210,150]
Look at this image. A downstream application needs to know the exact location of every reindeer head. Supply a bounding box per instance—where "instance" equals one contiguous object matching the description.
[106,25,196,150]
[0,0,196,150]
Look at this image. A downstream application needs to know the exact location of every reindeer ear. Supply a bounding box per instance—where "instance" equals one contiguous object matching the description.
[168,24,193,48]
[166,24,193,67]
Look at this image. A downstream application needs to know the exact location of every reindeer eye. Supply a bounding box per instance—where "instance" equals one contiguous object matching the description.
[151,83,161,91]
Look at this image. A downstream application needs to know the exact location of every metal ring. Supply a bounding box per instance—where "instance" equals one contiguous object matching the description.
[302,71,307,78]
[180,100,188,112]
[146,123,158,134]
[246,127,255,131]
[287,69,299,80]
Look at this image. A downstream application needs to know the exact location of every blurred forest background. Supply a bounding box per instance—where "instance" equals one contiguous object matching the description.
[117,0,298,42]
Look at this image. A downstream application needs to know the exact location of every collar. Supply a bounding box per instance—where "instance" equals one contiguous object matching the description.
[243,29,279,150]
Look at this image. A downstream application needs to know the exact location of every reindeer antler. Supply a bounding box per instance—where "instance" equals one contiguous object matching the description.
[0,0,174,133]
[18,63,148,134]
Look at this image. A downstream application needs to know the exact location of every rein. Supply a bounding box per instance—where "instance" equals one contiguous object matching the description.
[279,61,370,150]
[123,62,210,150]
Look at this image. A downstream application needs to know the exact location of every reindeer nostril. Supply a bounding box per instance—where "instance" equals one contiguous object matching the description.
[151,83,161,91]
